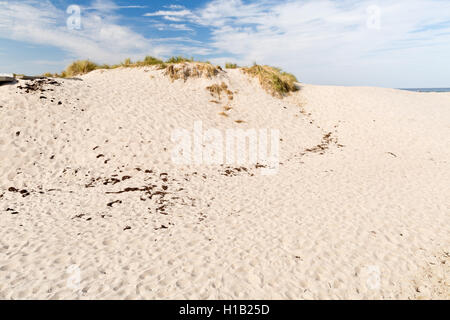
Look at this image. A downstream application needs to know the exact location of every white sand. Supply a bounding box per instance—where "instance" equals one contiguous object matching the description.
[0,67,448,299]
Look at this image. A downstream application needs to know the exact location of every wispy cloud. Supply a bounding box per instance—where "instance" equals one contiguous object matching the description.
[84,0,147,11]
[163,16,183,22]
[144,9,192,17]
[164,4,186,10]
[189,0,450,86]
[1,0,449,86]
[0,0,203,64]
[0,0,164,63]
[151,22,194,32]
[191,0,450,58]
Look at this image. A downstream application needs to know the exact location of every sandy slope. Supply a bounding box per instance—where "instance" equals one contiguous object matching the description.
[0,66,448,299]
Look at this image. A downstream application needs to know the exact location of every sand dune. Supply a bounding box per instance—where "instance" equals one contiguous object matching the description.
[0,66,448,299]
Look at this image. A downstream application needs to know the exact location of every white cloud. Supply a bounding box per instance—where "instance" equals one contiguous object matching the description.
[84,0,147,11]
[0,0,177,64]
[144,9,192,17]
[190,0,450,87]
[168,24,194,31]
[163,16,182,22]
[165,5,186,10]
[151,23,194,32]
[2,0,450,86]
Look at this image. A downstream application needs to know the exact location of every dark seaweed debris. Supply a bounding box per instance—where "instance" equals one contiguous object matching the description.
[8,187,30,198]
[17,79,61,93]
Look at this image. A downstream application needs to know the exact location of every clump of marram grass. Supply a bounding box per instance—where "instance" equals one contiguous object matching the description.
[98,64,112,70]
[165,62,222,82]
[206,82,234,101]
[242,64,298,98]
[42,72,57,78]
[166,56,193,64]
[206,82,227,99]
[64,60,99,77]
[225,62,238,69]
[109,56,166,69]
[121,58,133,67]
[137,56,164,67]
[43,60,99,78]
[44,56,168,78]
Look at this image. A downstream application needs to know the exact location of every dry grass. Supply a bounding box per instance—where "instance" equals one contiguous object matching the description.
[43,60,101,78]
[243,64,298,98]
[206,82,227,99]
[166,56,193,64]
[44,59,299,95]
[224,106,233,111]
[64,60,99,77]
[44,56,166,78]
[165,62,222,82]
[206,82,234,100]
[121,58,133,67]
[218,112,229,117]
[138,56,164,67]
[225,62,239,69]
[110,56,166,69]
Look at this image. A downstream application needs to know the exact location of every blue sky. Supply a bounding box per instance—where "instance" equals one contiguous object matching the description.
[1,0,449,87]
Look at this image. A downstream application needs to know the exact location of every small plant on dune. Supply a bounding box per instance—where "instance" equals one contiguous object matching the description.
[165,56,193,64]
[165,62,222,82]
[206,82,234,101]
[137,56,164,67]
[225,62,238,69]
[42,72,56,78]
[206,82,227,99]
[64,60,99,77]
[121,58,133,67]
[243,64,298,98]
[199,63,222,77]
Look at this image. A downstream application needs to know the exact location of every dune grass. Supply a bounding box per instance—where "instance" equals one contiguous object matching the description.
[166,56,194,64]
[206,82,234,100]
[44,56,167,78]
[242,64,298,97]
[42,58,299,99]
[165,62,222,82]
[138,56,165,67]
[225,63,238,69]
[42,60,99,78]
[121,58,133,67]
[64,60,99,77]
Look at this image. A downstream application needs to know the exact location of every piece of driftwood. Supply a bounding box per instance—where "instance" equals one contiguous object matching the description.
[0,74,15,83]
[15,75,45,80]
